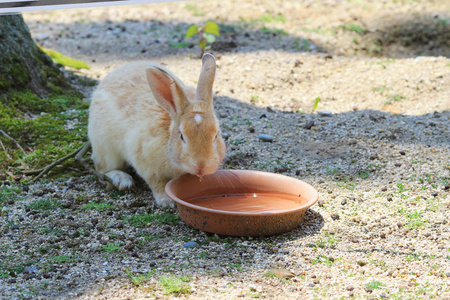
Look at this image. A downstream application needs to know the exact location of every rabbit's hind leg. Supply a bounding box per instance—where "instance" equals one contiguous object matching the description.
[91,146,134,191]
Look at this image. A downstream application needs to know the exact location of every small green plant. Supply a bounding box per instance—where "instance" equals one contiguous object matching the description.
[339,23,368,35]
[0,187,21,204]
[124,213,180,227]
[102,242,121,253]
[125,268,155,286]
[365,280,385,290]
[312,255,335,266]
[48,255,76,264]
[313,97,320,111]
[396,183,407,193]
[261,27,288,35]
[82,202,114,212]
[387,93,405,102]
[26,199,60,211]
[186,21,220,56]
[159,275,191,295]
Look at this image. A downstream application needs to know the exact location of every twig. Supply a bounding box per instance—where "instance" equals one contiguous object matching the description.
[28,143,86,183]
[0,139,12,159]
[74,141,114,186]
[0,129,27,156]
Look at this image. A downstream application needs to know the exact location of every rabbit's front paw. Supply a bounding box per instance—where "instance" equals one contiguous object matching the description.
[154,194,176,208]
[105,170,134,190]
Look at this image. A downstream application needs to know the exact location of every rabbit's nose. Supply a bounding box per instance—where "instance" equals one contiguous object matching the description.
[196,167,204,178]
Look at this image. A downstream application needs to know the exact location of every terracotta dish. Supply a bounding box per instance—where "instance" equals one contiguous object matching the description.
[165,170,319,237]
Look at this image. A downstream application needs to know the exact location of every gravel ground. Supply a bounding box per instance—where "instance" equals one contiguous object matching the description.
[1,0,450,299]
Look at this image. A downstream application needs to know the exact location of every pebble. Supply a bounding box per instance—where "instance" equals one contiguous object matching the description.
[304,120,315,130]
[184,241,199,248]
[317,110,332,116]
[394,163,402,167]
[258,134,275,142]
[331,214,340,220]
[399,150,406,155]
[24,265,38,274]
[341,199,347,205]
[431,192,438,197]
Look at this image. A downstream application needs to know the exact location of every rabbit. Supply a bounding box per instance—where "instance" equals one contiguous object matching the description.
[88,53,226,208]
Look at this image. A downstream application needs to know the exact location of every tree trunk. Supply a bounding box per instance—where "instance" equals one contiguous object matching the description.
[0,14,69,98]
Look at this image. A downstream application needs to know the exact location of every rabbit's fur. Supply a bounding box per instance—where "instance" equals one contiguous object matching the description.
[88,54,226,207]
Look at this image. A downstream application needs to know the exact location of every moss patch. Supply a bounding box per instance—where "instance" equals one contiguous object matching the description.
[0,88,91,180]
[39,46,90,70]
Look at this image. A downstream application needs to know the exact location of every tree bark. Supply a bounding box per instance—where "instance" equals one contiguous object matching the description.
[0,14,69,98]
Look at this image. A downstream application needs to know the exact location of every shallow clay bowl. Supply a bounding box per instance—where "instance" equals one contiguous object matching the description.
[165,170,319,237]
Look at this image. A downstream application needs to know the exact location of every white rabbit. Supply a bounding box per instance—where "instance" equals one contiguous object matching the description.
[88,53,226,207]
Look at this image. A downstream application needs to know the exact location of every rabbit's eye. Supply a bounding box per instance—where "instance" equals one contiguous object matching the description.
[180,133,185,142]
[214,133,218,140]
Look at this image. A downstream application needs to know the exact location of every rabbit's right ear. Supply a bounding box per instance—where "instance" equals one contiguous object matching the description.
[146,66,188,117]
[195,53,216,103]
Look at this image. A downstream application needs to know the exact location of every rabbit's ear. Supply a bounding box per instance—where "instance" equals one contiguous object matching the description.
[146,66,188,117]
[195,53,216,103]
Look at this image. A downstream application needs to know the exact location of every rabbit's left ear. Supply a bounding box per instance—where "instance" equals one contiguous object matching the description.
[195,53,216,103]
[146,66,189,117]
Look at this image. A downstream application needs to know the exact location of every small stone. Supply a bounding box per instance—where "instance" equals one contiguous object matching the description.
[24,265,37,274]
[446,272,450,278]
[346,286,354,291]
[248,125,255,133]
[399,150,406,155]
[184,241,199,248]
[259,114,267,119]
[317,200,325,207]
[331,213,340,220]
[304,120,315,130]
[341,199,347,205]
[387,197,393,201]
[381,187,387,192]
[308,283,315,288]
[91,218,99,226]
[317,110,332,116]
[380,233,386,238]
[35,33,50,40]
[365,288,373,293]
[444,185,449,190]
[380,293,388,298]
[269,268,294,279]
[394,163,402,167]
[357,261,367,267]
[258,134,275,142]
[431,192,438,197]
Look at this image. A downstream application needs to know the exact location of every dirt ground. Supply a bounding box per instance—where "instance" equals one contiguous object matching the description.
[0,0,449,299]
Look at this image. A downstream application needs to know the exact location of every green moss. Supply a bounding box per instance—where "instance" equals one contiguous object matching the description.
[39,46,90,70]
[0,55,29,91]
[0,88,90,178]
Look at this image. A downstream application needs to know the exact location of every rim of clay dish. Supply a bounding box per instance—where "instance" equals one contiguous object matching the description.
[165,170,319,217]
